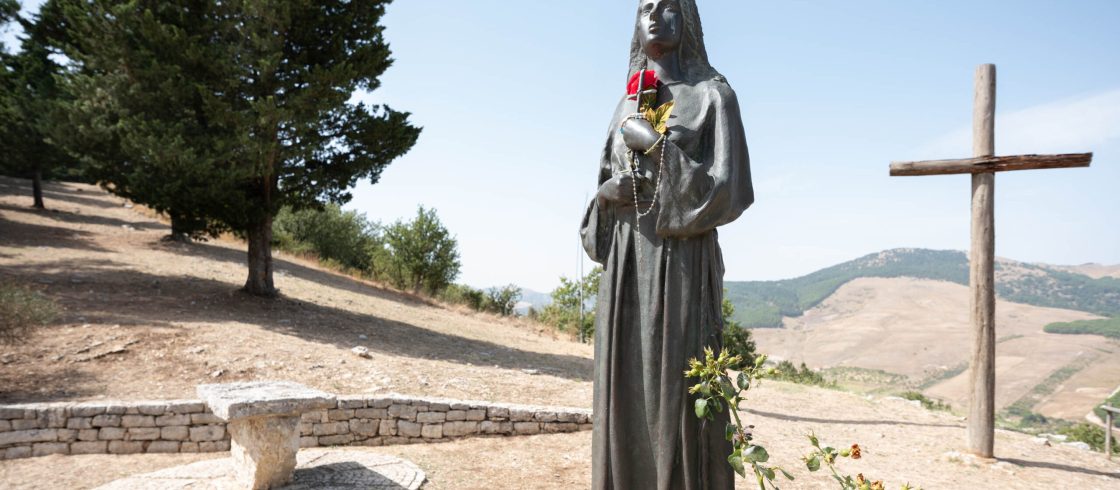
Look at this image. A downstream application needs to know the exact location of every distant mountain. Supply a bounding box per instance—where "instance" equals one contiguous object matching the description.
[513,288,552,316]
[726,248,1120,328]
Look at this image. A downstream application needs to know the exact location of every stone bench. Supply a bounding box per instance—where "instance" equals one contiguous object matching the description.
[197,381,335,489]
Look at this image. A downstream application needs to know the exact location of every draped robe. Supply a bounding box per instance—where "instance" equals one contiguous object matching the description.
[583,78,753,490]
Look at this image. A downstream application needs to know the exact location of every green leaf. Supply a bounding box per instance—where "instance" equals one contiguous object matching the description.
[779,468,795,481]
[695,398,709,418]
[719,376,737,399]
[725,423,736,442]
[744,445,769,463]
[737,371,750,390]
[727,454,746,478]
[762,467,776,481]
[805,455,820,472]
[808,433,820,448]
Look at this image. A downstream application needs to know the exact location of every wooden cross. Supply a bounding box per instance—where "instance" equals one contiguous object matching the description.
[888,64,1092,459]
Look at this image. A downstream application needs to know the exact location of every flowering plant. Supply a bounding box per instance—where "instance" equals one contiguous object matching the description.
[627,70,675,135]
[685,348,922,490]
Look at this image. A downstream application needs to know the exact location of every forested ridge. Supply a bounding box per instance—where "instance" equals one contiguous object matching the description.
[726,248,1120,328]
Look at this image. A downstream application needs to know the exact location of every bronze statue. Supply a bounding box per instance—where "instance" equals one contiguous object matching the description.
[581,0,754,488]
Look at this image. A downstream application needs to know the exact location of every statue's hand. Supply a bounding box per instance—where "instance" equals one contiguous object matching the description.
[597,173,640,204]
[621,117,660,153]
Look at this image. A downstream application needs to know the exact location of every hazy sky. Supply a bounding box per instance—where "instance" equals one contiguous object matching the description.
[5,1,1119,292]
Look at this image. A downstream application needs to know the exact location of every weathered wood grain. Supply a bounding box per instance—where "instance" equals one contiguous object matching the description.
[967,64,997,459]
[889,153,1092,176]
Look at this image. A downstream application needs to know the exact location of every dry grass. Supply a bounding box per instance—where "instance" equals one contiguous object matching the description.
[751,277,1120,421]
[1,176,1118,489]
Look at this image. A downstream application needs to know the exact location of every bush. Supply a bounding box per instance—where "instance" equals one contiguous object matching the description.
[719,294,757,369]
[1044,317,1120,340]
[273,204,381,273]
[538,268,599,338]
[439,283,486,311]
[482,285,521,317]
[773,360,834,388]
[900,391,951,411]
[378,206,460,294]
[1059,423,1119,454]
[1095,391,1120,428]
[0,284,58,343]
[438,283,522,317]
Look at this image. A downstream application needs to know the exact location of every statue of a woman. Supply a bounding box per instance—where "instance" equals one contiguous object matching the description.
[581,1,753,488]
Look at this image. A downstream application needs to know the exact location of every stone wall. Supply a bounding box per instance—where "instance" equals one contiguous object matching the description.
[0,394,592,460]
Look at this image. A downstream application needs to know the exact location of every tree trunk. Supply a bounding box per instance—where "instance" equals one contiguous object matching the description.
[165,215,193,243]
[244,214,276,297]
[31,168,45,210]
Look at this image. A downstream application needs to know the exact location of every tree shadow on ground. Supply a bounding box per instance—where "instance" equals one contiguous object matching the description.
[0,202,164,231]
[0,367,102,404]
[999,457,1119,479]
[744,408,963,429]
[0,177,123,210]
[3,258,593,383]
[157,239,436,308]
[0,216,109,252]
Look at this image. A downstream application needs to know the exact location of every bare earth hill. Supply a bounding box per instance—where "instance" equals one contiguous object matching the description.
[1,177,1117,489]
[751,277,1120,421]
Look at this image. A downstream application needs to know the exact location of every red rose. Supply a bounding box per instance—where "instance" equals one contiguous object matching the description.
[627,70,660,96]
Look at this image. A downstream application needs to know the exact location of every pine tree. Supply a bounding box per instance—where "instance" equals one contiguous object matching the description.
[0,0,16,27]
[0,2,78,209]
[54,0,420,294]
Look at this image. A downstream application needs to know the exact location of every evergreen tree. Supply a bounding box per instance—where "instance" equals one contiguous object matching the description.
[0,2,78,209]
[0,1,16,29]
[54,0,419,294]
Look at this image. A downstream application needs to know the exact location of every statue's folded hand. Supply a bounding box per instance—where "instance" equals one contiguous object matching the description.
[597,173,641,204]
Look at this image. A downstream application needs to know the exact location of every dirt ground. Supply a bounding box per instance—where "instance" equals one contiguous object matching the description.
[751,277,1120,420]
[1,177,1118,489]
[1,383,1117,489]
[0,177,593,408]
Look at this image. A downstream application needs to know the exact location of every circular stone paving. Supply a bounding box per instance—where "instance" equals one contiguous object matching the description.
[95,449,426,489]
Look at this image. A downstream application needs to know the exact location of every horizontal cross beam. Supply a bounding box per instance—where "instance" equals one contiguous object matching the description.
[890,152,1092,177]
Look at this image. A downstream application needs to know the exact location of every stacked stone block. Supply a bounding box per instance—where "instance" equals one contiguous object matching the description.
[0,400,229,460]
[0,394,591,460]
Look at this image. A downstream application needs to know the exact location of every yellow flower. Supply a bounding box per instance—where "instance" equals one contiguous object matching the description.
[850,444,862,460]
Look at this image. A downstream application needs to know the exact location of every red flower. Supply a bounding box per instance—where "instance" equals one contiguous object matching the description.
[627,70,661,96]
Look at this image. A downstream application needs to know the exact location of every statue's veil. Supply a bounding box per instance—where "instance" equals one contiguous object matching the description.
[627,0,723,85]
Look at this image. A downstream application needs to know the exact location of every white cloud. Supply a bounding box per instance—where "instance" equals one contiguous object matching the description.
[915,88,1120,159]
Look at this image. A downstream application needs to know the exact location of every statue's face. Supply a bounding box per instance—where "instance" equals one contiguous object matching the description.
[638,0,682,57]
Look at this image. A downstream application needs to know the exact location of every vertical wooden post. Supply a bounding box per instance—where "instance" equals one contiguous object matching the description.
[968,64,997,459]
[1107,409,1114,460]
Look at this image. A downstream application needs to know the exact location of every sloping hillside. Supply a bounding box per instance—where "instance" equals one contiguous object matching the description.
[750,277,1120,421]
[0,176,593,407]
[726,248,1120,327]
[1,177,1118,489]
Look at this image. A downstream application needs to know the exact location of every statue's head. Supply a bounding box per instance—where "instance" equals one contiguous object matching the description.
[629,0,721,84]
[636,0,683,59]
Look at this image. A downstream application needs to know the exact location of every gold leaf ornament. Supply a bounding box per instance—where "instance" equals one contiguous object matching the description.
[643,101,675,134]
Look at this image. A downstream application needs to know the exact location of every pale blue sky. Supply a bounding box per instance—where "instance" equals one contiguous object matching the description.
[6,1,1119,292]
